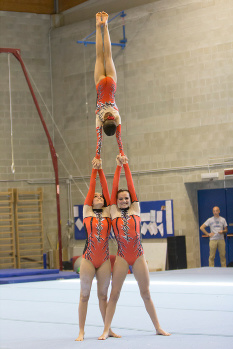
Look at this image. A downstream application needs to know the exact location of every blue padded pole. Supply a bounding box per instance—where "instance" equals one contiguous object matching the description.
[120,11,127,45]
[43,253,47,269]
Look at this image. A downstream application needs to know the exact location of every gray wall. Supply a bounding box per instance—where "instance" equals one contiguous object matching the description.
[1,0,233,268]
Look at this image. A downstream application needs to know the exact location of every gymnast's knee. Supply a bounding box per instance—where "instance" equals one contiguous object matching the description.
[80,292,90,303]
[98,292,108,302]
[140,289,151,302]
[109,289,121,303]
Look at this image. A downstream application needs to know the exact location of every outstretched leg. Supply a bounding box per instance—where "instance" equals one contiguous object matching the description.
[75,259,96,341]
[102,11,117,83]
[96,259,121,338]
[94,12,106,85]
[98,256,129,340]
[133,256,171,336]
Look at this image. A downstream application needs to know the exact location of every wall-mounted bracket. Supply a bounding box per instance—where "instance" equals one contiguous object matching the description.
[77,11,127,49]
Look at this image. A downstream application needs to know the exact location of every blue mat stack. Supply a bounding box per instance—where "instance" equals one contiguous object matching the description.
[0,269,79,284]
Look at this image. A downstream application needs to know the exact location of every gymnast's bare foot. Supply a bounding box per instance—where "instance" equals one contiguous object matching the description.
[156,327,171,336]
[101,11,108,25]
[75,331,84,341]
[98,331,109,340]
[96,12,102,26]
[109,328,121,338]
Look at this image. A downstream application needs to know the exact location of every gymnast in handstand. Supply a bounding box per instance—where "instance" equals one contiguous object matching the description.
[75,159,120,341]
[98,154,171,340]
[93,11,124,167]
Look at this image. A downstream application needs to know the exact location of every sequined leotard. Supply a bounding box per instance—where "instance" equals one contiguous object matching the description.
[95,76,124,159]
[110,163,144,266]
[96,76,118,117]
[83,168,111,268]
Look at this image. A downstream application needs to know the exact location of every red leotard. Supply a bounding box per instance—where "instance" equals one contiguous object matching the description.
[96,76,118,114]
[95,77,124,159]
[110,164,144,266]
[83,169,111,269]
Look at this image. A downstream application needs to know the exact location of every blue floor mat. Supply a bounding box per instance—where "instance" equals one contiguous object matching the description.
[0,268,60,278]
[0,270,79,284]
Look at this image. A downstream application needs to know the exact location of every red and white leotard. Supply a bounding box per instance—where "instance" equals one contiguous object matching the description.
[83,168,111,269]
[96,76,118,117]
[110,163,144,266]
[95,77,124,159]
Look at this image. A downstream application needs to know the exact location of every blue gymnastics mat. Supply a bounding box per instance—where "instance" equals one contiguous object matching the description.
[0,268,79,284]
[0,269,59,278]
[0,267,232,349]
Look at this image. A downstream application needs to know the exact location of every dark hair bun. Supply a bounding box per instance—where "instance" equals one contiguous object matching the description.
[103,119,117,136]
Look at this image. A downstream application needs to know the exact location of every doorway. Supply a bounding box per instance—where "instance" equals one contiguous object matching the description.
[198,188,233,267]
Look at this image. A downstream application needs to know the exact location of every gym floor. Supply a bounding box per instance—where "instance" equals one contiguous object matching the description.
[1,267,233,349]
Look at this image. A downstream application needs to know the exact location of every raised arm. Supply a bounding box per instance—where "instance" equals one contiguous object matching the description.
[111,160,122,205]
[95,126,103,160]
[116,124,124,155]
[123,163,138,203]
[98,168,110,206]
[84,168,98,206]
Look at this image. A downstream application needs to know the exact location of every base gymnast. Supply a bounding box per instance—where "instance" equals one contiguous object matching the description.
[93,11,124,167]
[98,154,171,340]
[75,159,120,341]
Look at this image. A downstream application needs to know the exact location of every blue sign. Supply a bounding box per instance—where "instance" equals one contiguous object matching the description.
[140,200,174,239]
[74,205,86,240]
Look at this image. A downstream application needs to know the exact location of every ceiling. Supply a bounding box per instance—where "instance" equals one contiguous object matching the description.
[0,0,89,14]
